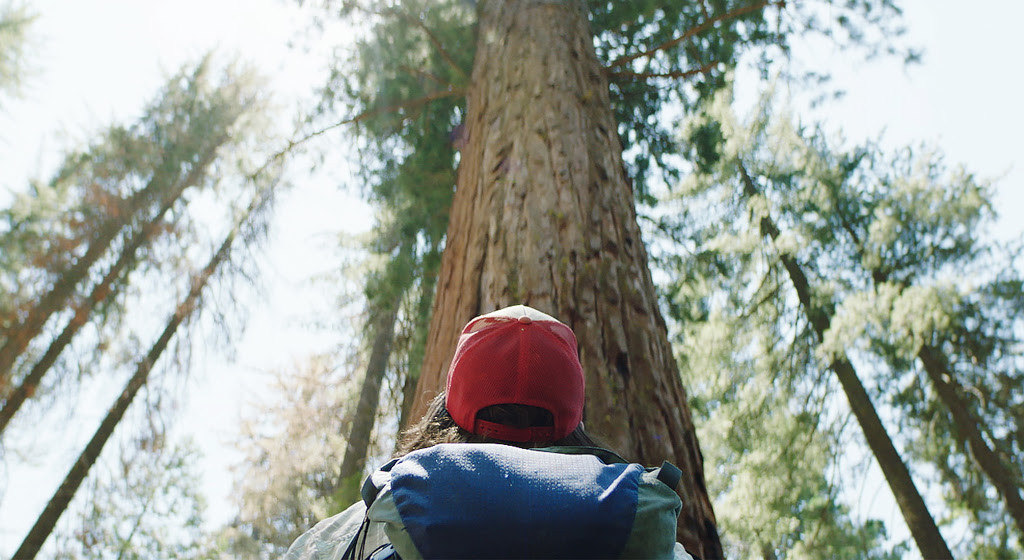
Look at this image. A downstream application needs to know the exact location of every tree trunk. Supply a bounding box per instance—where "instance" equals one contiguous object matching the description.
[917,344,1024,536]
[334,305,398,506]
[737,163,953,559]
[408,2,721,557]
[396,263,439,439]
[0,140,224,382]
[0,210,170,437]
[12,185,254,559]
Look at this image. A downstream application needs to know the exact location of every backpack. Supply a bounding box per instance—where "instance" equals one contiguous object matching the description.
[342,443,683,560]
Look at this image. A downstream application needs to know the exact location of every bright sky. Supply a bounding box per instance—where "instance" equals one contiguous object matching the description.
[1,0,1022,557]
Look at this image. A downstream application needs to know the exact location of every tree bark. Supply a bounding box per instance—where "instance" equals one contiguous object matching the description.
[334,304,398,505]
[12,184,254,559]
[408,2,721,557]
[737,162,953,559]
[917,344,1024,536]
[0,210,170,437]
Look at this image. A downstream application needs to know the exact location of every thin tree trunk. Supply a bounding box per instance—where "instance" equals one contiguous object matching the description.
[737,162,953,559]
[396,261,439,441]
[0,211,170,437]
[835,188,1024,539]
[917,344,1024,535]
[0,135,226,381]
[408,2,721,556]
[12,186,254,559]
[334,304,398,505]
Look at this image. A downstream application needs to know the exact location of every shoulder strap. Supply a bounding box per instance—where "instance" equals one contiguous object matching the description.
[361,458,399,507]
[534,445,628,464]
[654,460,682,490]
[540,446,682,490]
[342,458,401,560]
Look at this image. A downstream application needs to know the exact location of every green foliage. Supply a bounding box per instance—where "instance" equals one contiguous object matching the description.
[225,356,357,559]
[590,0,915,199]
[0,55,269,398]
[258,1,927,553]
[669,83,1024,556]
[51,437,219,560]
[0,0,34,104]
[679,310,906,559]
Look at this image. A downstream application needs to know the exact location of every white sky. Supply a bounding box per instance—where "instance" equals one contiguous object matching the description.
[1,0,1022,557]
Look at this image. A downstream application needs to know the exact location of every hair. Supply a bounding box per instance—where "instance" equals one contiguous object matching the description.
[395,392,601,457]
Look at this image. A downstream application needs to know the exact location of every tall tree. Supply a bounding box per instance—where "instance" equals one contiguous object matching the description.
[676,88,952,558]
[0,202,174,435]
[0,57,256,385]
[0,59,262,431]
[790,143,1024,552]
[676,85,1022,557]
[333,295,398,506]
[293,0,917,556]
[674,303,907,559]
[12,173,276,559]
[405,2,722,556]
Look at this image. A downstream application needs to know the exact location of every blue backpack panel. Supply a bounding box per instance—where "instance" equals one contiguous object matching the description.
[357,443,682,560]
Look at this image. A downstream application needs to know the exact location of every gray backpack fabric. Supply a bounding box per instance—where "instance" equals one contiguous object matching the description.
[344,443,682,560]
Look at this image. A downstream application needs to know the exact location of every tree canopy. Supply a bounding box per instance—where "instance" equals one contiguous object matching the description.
[2,1,1022,558]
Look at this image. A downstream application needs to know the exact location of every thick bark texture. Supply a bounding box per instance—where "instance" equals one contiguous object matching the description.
[408,2,721,557]
[738,163,953,559]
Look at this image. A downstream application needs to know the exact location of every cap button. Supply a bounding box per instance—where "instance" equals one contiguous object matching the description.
[518,315,532,324]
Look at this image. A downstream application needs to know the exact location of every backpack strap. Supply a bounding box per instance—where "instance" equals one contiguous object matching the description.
[542,446,682,490]
[340,516,372,560]
[654,460,682,490]
[342,458,401,560]
[535,445,628,464]
[361,458,399,507]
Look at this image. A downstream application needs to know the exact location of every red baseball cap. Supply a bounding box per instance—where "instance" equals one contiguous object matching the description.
[445,305,585,442]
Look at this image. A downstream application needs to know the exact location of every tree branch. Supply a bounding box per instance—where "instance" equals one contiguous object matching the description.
[607,0,779,69]
[249,87,466,181]
[606,60,720,82]
[389,10,469,81]
[399,65,449,87]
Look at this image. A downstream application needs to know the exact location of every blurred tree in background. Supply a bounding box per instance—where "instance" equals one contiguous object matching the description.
[0,0,33,106]
[1,56,284,558]
[667,84,1022,558]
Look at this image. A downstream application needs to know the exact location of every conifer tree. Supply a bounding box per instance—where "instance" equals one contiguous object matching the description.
[674,304,907,559]
[0,57,256,384]
[51,438,215,560]
[0,59,262,433]
[296,1,916,555]
[13,172,278,559]
[227,356,357,558]
[675,85,1021,557]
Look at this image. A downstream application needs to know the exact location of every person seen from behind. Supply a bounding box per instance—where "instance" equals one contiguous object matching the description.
[286,304,694,559]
